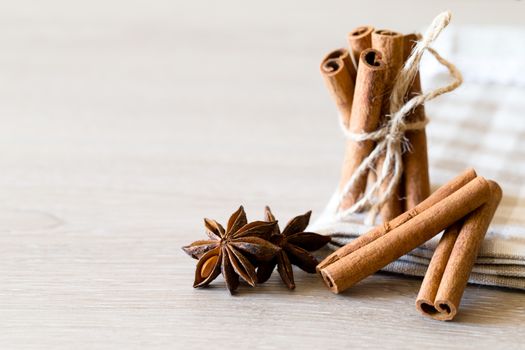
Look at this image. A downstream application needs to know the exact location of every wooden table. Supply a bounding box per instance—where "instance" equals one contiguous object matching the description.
[1,1,524,348]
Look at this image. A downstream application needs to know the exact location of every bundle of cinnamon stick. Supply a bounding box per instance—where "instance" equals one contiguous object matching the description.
[321,27,429,222]
[318,24,502,321]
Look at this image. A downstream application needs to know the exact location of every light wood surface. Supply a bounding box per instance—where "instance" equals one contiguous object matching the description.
[1,1,524,349]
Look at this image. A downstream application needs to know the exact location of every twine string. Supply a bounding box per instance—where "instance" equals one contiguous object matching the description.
[337,11,463,223]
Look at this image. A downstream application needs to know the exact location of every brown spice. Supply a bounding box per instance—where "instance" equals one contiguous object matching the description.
[371,29,405,222]
[319,168,477,270]
[339,49,387,210]
[347,25,374,67]
[320,48,356,129]
[182,206,280,294]
[416,180,502,321]
[319,175,491,293]
[402,33,431,210]
[257,207,331,289]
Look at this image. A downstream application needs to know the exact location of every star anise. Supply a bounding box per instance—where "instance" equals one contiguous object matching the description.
[182,206,280,294]
[256,207,331,289]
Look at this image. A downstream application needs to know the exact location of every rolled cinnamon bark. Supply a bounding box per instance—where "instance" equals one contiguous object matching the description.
[416,180,502,321]
[347,26,374,67]
[321,49,356,129]
[415,223,461,317]
[371,29,405,222]
[402,33,431,210]
[339,49,387,210]
[318,168,477,270]
[372,29,405,85]
[319,176,491,294]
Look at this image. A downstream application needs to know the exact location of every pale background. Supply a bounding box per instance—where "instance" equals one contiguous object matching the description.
[1,1,524,349]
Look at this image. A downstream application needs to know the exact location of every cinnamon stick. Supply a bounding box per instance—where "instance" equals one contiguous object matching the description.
[347,26,374,67]
[371,29,405,222]
[415,223,461,316]
[320,49,356,129]
[416,180,502,321]
[319,175,491,293]
[318,168,477,270]
[339,49,387,210]
[402,33,431,210]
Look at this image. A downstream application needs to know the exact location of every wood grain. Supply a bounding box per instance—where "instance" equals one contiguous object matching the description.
[0,1,524,349]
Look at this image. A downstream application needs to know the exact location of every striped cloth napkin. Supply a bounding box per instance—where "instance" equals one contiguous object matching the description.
[310,26,525,290]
